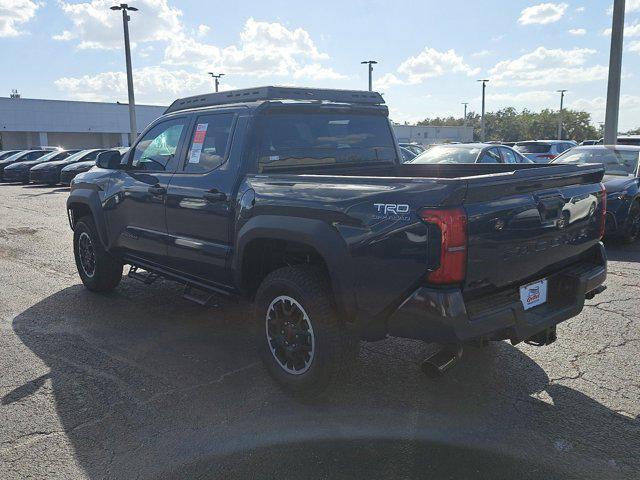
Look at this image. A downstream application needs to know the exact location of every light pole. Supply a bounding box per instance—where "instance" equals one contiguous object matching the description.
[477,79,489,142]
[604,0,625,145]
[361,60,378,91]
[461,102,469,125]
[110,3,138,146]
[208,72,225,93]
[557,89,568,140]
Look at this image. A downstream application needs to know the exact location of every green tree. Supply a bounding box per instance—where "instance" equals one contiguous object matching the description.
[417,108,599,143]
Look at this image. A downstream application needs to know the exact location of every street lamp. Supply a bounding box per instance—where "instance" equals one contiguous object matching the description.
[557,89,568,140]
[461,102,469,125]
[477,79,489,142]
[110,3,138,146]
[208,72,225,93]
[604,0,626,145]
[361,60,378,91]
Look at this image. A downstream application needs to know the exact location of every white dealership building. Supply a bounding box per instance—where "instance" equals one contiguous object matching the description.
[0,96,166,150]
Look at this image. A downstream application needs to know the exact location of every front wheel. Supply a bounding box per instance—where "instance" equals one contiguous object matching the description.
[254,266,358,398]
[73,216,123,292]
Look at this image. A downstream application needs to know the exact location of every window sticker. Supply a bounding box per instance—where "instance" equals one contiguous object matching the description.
[188,123,208,164]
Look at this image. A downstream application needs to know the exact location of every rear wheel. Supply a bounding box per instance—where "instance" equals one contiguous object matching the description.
[73,216,123,292]
[254,266,358,398]
[622,201,640,244]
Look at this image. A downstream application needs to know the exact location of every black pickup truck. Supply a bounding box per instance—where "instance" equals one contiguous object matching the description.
[67,86,607,395]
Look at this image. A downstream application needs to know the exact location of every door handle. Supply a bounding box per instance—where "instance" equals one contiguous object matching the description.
[148,185,166,195]
[203,190,227,202]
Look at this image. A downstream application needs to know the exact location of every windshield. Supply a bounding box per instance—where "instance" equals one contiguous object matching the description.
[407,145,481,164]
[553,148,639,176]
[514,143,551,154]
[254,112,397,173]
[63,150,92,163]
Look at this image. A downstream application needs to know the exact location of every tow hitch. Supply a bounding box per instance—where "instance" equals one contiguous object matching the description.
[524,326,557,347]
[421,344,463,378]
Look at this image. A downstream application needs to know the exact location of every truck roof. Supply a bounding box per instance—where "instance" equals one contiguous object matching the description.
[164,86,385,114]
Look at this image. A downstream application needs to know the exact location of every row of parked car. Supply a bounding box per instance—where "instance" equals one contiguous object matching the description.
[404,141,640,243]
[0,147,127,186]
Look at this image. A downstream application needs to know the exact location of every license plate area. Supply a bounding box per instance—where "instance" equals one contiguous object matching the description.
[520,279,548,311]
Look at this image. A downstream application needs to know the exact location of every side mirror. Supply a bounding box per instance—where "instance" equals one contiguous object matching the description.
[96,150,123,169]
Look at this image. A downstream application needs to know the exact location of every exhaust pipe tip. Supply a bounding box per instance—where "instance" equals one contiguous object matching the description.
[421,345,463,378]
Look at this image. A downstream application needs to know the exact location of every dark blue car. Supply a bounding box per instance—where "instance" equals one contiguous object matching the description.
[553,145,640,243]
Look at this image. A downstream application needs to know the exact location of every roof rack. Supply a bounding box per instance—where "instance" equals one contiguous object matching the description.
[164,86,385,114]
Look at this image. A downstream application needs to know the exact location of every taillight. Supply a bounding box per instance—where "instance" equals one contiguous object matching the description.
[537,154,557,160]
[599,183,607,239]
[420,207,468,284]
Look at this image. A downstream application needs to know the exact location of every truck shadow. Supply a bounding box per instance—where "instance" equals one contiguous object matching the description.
[5,282,639,479]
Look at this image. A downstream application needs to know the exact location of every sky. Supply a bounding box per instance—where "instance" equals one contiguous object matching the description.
[1,0,640,130]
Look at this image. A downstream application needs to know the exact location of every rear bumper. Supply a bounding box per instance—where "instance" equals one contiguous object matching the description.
[30,168,60,184]
[386,243,607,344]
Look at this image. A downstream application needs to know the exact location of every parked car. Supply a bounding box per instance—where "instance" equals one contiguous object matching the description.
[399,142,426,156]
[399,146,417,162]
[552,145,640,243]
[407,143,532,164]
[514,140,576,163]
[580,140,599,146]
[60,148,129,185]
[30,149,107,185]
[67,86,606,396]
[3,149,81,183]
[0,150,48,180]
[0,150,22,161]
[596,136,640,146]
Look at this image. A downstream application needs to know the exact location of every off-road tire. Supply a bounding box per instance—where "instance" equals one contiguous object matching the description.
[254,266,358,399]
[73,216,123,292]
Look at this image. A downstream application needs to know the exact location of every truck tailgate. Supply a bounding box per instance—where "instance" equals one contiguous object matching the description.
[460,164,605,300]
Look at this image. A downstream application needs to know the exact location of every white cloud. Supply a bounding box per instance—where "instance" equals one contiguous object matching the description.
[56,0,182,50]
[629,40,640,53]
[52,29,74,41]
[396,47,480,83]
[373,73,405,91]
[568,28,586,35]
[197,24,209,37]
[575,6,585,13]
[519,3,568,25]
[163,18,342,80]
[568,95,640,130]
[472,49,491,57]
[489,46,607,87]
[602,21,640,38]
[54,66,224,104]
[0,0,41,37]
[486,90,556,103]
[607,0,640,14]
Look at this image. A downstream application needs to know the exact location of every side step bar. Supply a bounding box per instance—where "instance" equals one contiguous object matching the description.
[126,264,236,306]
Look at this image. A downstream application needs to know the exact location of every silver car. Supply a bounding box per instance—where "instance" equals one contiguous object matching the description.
[514,140,577,163]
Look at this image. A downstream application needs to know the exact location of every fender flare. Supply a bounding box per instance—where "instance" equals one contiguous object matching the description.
[66,188,110,248]
[233,215,357,321]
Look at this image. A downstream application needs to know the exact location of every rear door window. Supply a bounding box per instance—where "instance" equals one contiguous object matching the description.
[255,112,397,173]
[515,143,551,154]
[500,147,518,164]
[182,113,235,173]
[478,148,502,163]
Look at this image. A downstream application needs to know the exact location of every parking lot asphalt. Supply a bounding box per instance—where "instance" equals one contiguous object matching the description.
[0,183,638,479]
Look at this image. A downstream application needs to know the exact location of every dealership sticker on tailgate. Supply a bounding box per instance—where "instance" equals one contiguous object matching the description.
[519,279,548,310]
